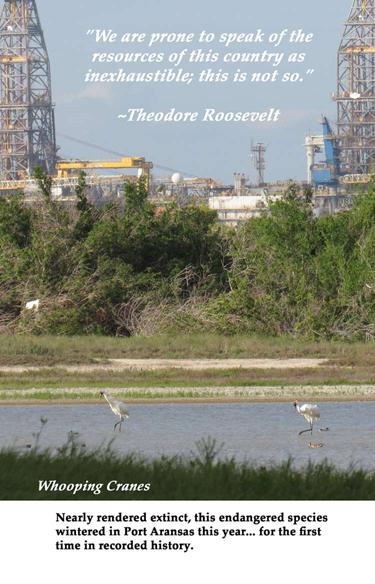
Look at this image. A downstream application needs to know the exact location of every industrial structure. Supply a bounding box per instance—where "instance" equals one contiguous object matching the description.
[1,0,375,218]
[303,132,324,185]
[0,0,57,181]
[250,142,268,186]
[233,173,249,196]
[305,1,375,193]
[55,158,153,190]
[335,0,375,175]
[0,0,153,197]
[310,117,342,189]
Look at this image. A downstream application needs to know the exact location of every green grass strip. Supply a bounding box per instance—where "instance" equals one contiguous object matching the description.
[1,436,374,500]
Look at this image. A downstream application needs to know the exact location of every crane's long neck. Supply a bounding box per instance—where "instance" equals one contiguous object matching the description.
[102,391,113,407]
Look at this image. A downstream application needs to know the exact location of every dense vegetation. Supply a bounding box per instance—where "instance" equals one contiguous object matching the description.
[2,170,375,340]
[1,438,374,500]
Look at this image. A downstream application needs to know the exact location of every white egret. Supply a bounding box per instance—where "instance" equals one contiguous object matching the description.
[293,400,320,435]
[100,390,129,431]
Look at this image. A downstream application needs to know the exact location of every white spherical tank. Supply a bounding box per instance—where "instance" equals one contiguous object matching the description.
[172,173,183,185]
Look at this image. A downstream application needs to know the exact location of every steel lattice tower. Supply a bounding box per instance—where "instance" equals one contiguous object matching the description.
[0,0,56,181]
[250,142,267,186]
[335,1,375,174]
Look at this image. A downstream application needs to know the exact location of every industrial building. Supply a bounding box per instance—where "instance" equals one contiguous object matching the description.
[214,1,375,222]
[0,1,375,220]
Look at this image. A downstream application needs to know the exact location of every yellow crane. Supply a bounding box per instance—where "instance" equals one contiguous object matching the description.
[56,157,153,189]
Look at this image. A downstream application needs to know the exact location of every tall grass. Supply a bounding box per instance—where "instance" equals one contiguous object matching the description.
[0,437,374,500]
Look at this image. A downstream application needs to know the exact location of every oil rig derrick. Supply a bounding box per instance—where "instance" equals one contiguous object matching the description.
[0,0,57,182]
[334,0,375,175]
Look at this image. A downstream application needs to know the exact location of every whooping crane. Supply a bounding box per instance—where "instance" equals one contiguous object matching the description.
[100,390,129,431]
[293,400,320,436]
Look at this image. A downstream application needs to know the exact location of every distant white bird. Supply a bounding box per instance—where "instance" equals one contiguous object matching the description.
[293,401,321,436]
[26,299,40,311]
[100,390,129,431]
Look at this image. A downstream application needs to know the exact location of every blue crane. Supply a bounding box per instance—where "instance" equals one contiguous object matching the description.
[311,118,342,187]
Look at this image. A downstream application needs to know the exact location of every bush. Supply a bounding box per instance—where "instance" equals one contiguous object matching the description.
[2,174,375,339]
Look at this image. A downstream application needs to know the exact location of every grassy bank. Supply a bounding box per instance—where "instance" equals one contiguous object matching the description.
[0,439,374,500]
[0,334,375,401]
[1,334,374,365]
[2,384,375,404]
[1,365,374,392]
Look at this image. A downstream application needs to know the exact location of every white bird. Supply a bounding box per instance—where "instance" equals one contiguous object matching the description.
[100,390,129,431]
[26,299,40,311]
[293,401,320,436]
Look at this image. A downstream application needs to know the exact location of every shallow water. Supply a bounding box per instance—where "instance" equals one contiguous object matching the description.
[0,402,374,469]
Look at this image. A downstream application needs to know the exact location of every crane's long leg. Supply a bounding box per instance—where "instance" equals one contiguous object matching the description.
[299,428,311,435]
[299,421,313,436]
[114,416,124,432]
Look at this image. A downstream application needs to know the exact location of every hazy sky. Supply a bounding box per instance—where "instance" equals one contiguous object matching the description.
[36,0,350,184]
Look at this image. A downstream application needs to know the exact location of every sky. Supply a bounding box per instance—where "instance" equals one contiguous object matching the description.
[35,0,350,184]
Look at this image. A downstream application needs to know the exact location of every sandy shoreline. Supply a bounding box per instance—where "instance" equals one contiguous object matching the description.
[0,358,332,372]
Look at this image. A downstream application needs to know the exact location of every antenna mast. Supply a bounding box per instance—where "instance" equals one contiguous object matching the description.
[250,141,268,186]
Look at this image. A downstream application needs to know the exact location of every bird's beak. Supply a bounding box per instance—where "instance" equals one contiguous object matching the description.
[100,393,103,399]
